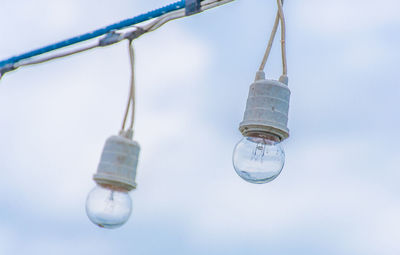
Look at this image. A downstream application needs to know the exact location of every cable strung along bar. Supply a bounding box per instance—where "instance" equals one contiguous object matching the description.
[0,0,187,70]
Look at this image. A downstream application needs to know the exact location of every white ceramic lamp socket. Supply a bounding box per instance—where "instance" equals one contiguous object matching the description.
[93,135,140,191]
[233,71,290,184]
[239,71,290,140]
[86,135,140,229]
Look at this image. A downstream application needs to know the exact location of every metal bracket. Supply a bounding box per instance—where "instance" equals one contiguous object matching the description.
[99,28,147,47]
[124,27,147,41]
[99,31,124,47]
[0,64,16,79]
[186,0,201,16]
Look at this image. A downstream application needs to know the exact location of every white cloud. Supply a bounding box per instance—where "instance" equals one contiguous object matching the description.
[294,0,400,36]
[13,235,116,255]
[165,136,400,250]
[0,227,16,255]
[135,24,212,93]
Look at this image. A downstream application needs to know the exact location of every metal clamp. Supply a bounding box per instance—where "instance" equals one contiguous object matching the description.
[0,64,16,79]
[124,27,147,41]
[99,27,147,47]
[99,31,124,47]
[186,0,201,16]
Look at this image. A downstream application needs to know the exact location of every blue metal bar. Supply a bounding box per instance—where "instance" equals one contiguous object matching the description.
[0,0,186,69]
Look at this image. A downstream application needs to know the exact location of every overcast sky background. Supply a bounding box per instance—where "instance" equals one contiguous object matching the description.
[0,0,399,254]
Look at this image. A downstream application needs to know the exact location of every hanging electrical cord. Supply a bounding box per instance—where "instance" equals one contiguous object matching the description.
[258,0,287,79]
[120,40,136,139]
[128,41,136,132]
[259,4,281,72]
[277,0,287,76]
[0,0,234,138]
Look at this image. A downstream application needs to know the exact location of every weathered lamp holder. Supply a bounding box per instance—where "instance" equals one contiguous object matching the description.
[93,135,140,191]
[239,71,290,141]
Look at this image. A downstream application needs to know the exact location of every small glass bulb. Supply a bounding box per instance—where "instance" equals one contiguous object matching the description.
[232,133,285,184]
[86,184,132,229]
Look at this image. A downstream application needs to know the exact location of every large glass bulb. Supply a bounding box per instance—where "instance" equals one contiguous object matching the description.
[86,184,132,229]
[233,133,285,184]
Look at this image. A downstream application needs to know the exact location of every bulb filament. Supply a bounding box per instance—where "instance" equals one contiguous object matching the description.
[252,141,266,162]
[104,191,115,213]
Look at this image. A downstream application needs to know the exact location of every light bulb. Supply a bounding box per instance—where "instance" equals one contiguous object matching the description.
[86,135,139,229]
[86,184,132,229]
[233,133,285,184]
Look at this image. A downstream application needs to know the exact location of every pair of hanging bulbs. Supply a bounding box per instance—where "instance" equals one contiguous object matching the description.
[86,0,289,229]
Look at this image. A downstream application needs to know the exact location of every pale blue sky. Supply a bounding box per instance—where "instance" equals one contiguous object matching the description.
[0,0,399,254]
